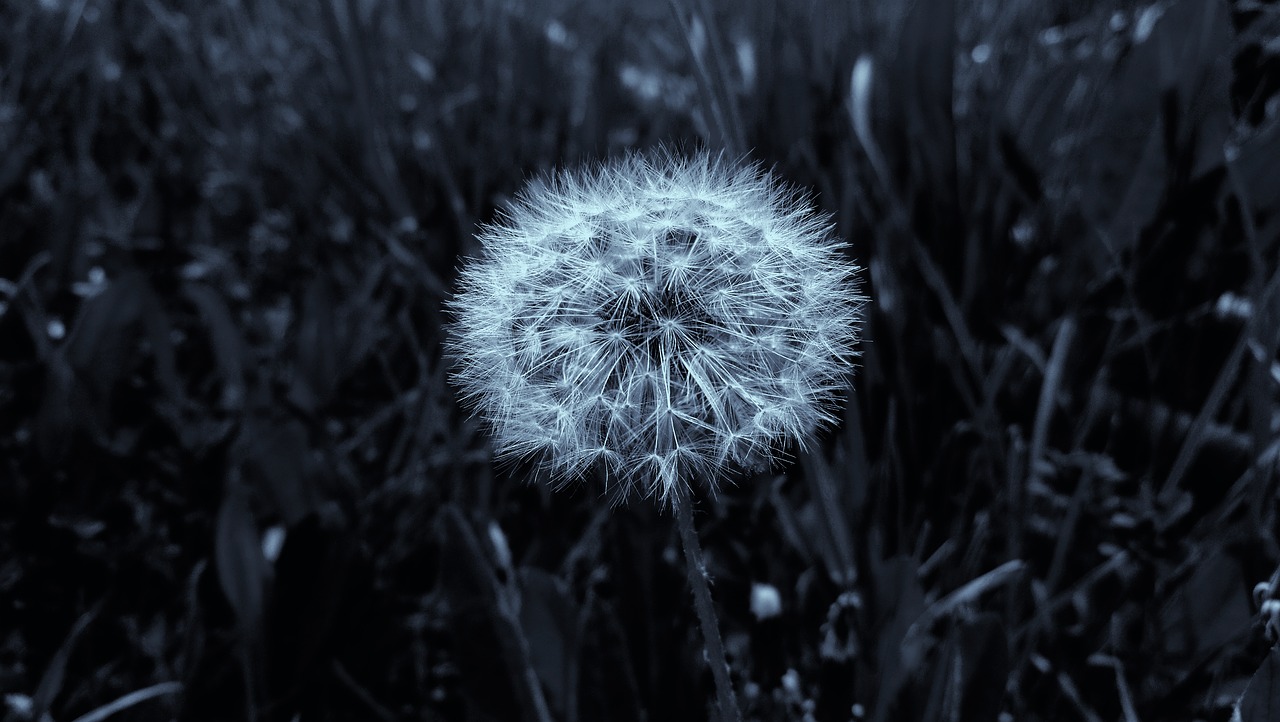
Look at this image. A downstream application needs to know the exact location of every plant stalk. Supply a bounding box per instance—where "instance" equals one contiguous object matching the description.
[673,492,741,722]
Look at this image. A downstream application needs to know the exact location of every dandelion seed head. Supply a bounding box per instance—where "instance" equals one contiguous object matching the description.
[446,149,867,502]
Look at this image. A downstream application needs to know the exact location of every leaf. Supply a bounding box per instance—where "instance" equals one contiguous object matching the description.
[65,271,149,406]
[1087,76,1166,261]
[438,506,554,722]
[1149,0,1232,178]
[577,592,645,722]
[1092,0,1232,254]
[800,451,857,587]
[183,282,247,411]
[997,129,1043,203]
[998,49,1118,274]
[233,416,319,526]
[518,567,580,718]
[62,270,188,446]
[1237,645,1280,722]
[893,0,957,195]
[768,482,817,566]
[1228,119,1280,251]
[871,555,927,722]
[1159,548,1251,661]
[1001,50,1080,166]
[215,484,267,636]
[919,613,1008,722]
[288,277,340,413]
[30,601,103,722]
[335,264,386,376]
[874,555,926,664]
[1005,0,1233,269]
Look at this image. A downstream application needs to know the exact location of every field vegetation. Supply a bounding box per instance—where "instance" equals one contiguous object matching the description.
[3,0,1280,720]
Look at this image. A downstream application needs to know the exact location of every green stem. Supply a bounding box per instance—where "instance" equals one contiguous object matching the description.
[673,492,741,722]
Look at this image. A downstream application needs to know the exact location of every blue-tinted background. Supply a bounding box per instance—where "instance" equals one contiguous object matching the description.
[2,0,1279,720]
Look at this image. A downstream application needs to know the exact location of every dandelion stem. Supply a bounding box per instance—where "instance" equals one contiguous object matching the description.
[673,491,741,722]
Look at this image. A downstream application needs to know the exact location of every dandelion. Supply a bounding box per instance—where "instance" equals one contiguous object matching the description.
[445,149,865,721]
[446,149,866,502]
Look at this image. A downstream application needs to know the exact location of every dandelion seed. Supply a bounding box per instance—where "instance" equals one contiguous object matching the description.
[445,149,866,502]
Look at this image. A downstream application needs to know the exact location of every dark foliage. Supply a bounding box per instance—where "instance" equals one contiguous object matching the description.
[2,0,1280,720]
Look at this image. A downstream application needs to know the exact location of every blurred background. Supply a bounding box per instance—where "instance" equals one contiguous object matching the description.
[2,0,1280,720]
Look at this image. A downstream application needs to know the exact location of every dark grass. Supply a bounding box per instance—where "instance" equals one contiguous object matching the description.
[2,0,1280,720]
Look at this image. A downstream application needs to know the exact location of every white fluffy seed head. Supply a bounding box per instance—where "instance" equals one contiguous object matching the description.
[445,149,867,503]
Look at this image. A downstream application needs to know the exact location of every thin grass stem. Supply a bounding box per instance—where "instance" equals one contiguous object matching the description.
[68,682,182,722]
